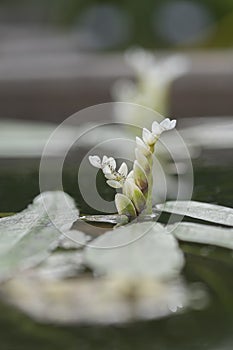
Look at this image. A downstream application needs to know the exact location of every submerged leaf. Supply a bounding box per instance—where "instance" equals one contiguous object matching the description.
[84,222,184,280]
[0,191,79,281]
[157,201,233,227]
[170,222,233,250]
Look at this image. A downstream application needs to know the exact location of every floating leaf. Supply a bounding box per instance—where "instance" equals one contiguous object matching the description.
[157,201,233,227]
[58,230,89,249]
[0,191,79,281]
[0,276,188,325]
[170,222,233,250]
[27,251,84,280]
[84,222,184,280]
[80,214,129,225]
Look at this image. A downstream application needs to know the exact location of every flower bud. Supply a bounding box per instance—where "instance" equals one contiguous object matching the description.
[133,160,148,195]
[115,193,137,218]
[135,148,151,175]
[123,179,146,213]
[136,137,151,157]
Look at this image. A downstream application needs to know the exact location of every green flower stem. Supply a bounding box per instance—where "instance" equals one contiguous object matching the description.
[142,151,153,215]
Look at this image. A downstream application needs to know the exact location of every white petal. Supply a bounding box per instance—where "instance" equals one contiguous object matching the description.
[102,155,108,164]
[152,121,163,135]
[170,119,177,129]
[135,148,150,174]
[160,118,176,130]
[105,157,116,170]
[102,165,112,175]
[118,162,128,177]
[127,170,134,179]
[136,137,150,156]
[142,128,156,146]
[136,136,147,148]
[104,173,116,180]
[89,155,102,168]
[106,180,122,189]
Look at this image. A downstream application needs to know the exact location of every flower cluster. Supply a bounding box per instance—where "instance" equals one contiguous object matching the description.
[89,155,128,189]
[89,118,176,218]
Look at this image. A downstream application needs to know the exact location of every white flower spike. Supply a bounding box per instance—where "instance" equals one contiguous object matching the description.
[88,118,177,218]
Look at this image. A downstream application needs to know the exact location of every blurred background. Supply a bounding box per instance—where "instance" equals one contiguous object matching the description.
[0,0,233,122]
[0,0,233,213]
[0,4,233,347]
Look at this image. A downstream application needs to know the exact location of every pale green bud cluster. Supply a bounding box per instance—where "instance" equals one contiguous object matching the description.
[89,118,176,218]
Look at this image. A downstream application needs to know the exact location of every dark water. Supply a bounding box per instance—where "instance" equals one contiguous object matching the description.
[0,157,232,350]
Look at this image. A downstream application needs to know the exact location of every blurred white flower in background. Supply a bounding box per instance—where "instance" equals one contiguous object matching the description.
[112,48,190,128]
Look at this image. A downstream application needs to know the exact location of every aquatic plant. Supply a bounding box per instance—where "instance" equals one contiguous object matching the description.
[89,118,176,218]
